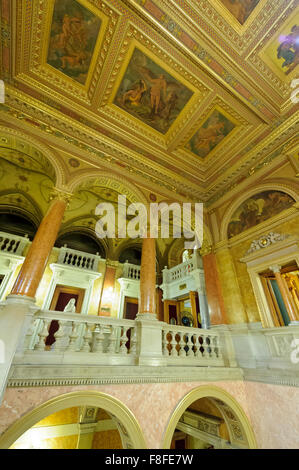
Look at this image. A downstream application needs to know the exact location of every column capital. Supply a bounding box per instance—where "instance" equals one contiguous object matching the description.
[49,187,73,205]
[200,241,212,256]
[269,265,282,273]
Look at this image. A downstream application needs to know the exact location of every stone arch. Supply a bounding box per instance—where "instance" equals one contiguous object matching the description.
[67,171,148,205]
[0,391,147,449]
[162,385,257,449]
[219,181,299,242]
[0,126,66,188]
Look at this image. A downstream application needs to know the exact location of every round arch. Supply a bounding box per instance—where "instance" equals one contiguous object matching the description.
[219,181,299,242]
[67,171,148,206]
[162,385,257,449]
[0,391,147,449]
[0,126,66,188]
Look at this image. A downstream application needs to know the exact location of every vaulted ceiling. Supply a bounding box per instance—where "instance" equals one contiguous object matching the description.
[0,0,298,205]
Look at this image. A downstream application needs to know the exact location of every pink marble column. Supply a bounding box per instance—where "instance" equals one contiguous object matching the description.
[139,236,156,316]
[11,195,69,298]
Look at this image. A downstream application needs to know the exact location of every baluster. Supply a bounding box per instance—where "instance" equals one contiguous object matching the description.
[193,334,199,357]
[119,327,129,354]
[66,322,80,352]
[129,327,137,354]
[170,331,177,356]
[162,330,169,356]
[35,319,52,351]
[195,335,204,357]
[107,326,117,354]
[186,334,193,357]
[81,323,93,352]
[93,325,106,353]
[53,320,71,352]
[211,335,219,358]
[179,331,186,357]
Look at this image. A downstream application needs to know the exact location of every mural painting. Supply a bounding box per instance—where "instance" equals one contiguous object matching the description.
[186,110,235,158]
[114,48,193,134]
[276,24,299,76]
[262,13,299,80]
[47,0,102,84]
[219,0,260,25]
[228,190,295,238]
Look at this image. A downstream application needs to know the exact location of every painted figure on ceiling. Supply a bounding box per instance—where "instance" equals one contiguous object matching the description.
[193,112,225,154]
[277,25,299,75]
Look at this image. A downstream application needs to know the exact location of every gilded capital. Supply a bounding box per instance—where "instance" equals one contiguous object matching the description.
[49,187,73,205]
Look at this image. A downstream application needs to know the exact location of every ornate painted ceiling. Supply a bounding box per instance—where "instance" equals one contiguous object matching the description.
[0,0,298,205]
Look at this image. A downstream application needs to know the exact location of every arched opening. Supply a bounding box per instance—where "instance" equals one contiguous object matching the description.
[119,246,142,265]
[0,211,38,239]
[163,385,257,449]
[0,391,147,449]
[55,230,106,258]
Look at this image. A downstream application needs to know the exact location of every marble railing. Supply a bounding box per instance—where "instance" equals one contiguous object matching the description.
[163,260,196,283]
[0,231,29,256]
[162,324,225,366]
[122,262,141,280]
[22,310,137,365]
[57,246,102,271]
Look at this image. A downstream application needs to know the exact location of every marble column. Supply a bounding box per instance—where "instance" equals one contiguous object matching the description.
[11,193,69,298]
[136,235,165,365]
[269,265,299,324]
[138,235,156,317]
[0,190,71,404]
[202,250,228,325]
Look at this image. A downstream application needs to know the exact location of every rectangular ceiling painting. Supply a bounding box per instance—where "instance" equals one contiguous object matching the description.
[47,0,102,84]
[114,48,194,134]
[186,109,235,158]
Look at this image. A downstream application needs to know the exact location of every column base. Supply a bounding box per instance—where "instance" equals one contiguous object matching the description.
[136,313,167,366]
[5,294,36,305]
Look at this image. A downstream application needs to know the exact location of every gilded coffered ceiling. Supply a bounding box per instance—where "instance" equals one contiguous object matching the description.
[0,0,298,204]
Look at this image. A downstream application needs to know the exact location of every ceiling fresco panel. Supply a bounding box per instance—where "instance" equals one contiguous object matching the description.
[218,0,261,25]
[113,47,194,134]
[47,0,102,85]
[185,109,236,158]
[260,11,299,81]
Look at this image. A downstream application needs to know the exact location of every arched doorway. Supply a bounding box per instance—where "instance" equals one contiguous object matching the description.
[162,385,257,449]
[0,391,147,449]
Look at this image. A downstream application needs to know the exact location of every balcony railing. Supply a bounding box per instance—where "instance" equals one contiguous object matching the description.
[122,261,141,280]
[162,325,224,367]
[15,310,227,368]
[0,231,29,256]
[57,246,102,271]
[23,310,137,365]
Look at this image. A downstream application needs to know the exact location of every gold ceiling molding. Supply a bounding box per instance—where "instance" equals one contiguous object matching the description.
[160,0,278,48]
[0,92,205,201]
[19,0,119,105]
[204,113,299,202]
[101,33,208,144]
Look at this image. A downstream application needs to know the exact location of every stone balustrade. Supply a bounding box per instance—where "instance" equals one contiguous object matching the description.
[0,231,29,256]
[162,259,196,283]
[162,324,224,366]
[22,310,137,365]
[57,246,102,271]
[122,262,141,280]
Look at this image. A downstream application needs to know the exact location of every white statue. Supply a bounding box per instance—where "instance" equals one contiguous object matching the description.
[63,298,76,313]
